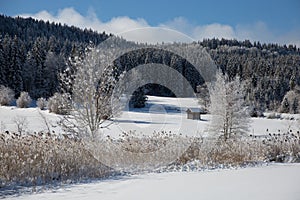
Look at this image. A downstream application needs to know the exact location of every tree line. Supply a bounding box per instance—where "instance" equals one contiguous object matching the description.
[0,14,299,113]
[0,14,109,98]
[202,39,300,112]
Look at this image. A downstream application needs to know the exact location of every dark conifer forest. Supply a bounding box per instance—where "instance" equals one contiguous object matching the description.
[0,15,299,112]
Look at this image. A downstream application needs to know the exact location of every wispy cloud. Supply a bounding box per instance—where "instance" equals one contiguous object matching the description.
[18,7,300,46]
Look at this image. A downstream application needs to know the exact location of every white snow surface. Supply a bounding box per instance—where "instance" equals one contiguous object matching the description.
[0,96,299,137]
[1,96,300,199]
[5,164,300,200]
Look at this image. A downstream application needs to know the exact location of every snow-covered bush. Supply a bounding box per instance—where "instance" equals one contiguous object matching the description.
[266,112,281,119]
[37,97,47,110]
[48,93,70,115]
[279,89,300,114]
[16,92,32,108]
[0,85,15,106]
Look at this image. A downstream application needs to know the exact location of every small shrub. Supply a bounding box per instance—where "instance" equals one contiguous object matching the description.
[16,92,32,108]
[249,106,264,117]
[0,85,15,106]
[37,97,47,110]
[48,93,70,115]
[266,112,281,119]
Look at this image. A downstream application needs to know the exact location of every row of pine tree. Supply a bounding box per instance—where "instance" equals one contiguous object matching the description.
[0,14,299,112]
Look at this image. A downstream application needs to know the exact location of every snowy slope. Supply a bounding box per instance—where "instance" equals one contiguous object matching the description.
[5,164,300,200]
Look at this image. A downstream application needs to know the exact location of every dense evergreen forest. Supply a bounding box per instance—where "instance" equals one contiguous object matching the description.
[0,15,299,112]
[201,39,300,111]
[0,14,110,98]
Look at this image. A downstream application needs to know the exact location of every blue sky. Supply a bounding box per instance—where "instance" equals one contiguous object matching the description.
[0,0,299,45]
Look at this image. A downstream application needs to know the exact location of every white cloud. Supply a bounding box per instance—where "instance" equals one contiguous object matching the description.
[18,8,300,47]
[192,23,236,40]
[119,27,194,44]
[162,18,300,47]
[19,8,149,35]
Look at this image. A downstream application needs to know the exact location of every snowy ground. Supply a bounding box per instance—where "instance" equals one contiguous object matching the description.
[1,96,300,199]
[0,96,299,137]
[4,164,300,200]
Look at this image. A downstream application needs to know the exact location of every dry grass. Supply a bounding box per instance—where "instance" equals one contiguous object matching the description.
[0,131,111,188]
[89,131,191,172]
[262,130,300,162]
[178,130,300,167]
[1,129,299,188]
[177,137,267,167]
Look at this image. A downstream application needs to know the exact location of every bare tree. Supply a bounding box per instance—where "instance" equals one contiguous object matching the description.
[59,46,122,139]
[209,70,251,140]
[13,116,28,135]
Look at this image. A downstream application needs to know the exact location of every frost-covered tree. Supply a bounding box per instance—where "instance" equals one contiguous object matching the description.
[59,46,122,138]
[48,92,70,115]
[209,71,251,140]
[196,84,210,110]
[0,85,14,106]
[16,91,32,108]
[280,88,300,114]
[36,97,47,110]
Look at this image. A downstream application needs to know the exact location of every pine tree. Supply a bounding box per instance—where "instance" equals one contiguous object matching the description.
[0,37,5,86]
[280,98,290,113]
[23,51,35,95]
[10,35,25,96]
[291,98,299,114]
[130,87,147,108]
[1,34,11,87]
[44,51,65,97]
[31,37,47,98]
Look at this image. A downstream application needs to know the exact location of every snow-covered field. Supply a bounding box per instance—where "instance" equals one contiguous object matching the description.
[0,96,299,137]
[1,96,300,199]
[4,164,300,200]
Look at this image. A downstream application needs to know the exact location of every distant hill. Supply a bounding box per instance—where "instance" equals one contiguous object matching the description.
[0,15,299,112]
